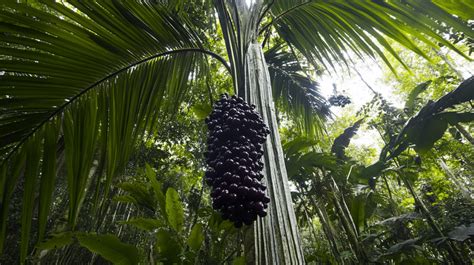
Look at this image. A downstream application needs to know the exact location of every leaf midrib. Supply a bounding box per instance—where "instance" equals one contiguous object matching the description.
[0,48,230,166]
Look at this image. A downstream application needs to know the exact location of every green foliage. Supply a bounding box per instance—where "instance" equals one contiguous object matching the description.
[269,1,471,72]
[118,218,163,232]
[37,232,140,265]
[448,224,474,242]
[155,229,182,263]
[405,81,431,112]
[76,233,140,265]
[283,71,473,263]
[331,119,363,159]
[1,1,473,264]
[37,232,74,250]
[165,188,184,232]
[265,43,329,136]
[387,77,474,157]
[187,223,204,251]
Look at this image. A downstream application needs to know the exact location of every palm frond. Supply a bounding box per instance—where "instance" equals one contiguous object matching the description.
[432,0,474,21]
[265,43,330,136]
[0,2,224,258]
[265,0,472,72]
[0,1,203,160]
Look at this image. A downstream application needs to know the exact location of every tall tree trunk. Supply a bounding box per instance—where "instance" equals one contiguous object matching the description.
[243,42,305,265]
[214,1,305,263]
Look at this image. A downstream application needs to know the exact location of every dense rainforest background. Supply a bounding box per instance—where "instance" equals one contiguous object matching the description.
[0,1,473,264]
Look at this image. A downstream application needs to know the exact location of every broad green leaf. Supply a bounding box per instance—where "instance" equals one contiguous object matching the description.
[232,256,246,265]
[117,182,156,212]
[219,219,236,232]
[36,232,74,250]
[208,212,235,233]
[350,195,366,232]
[297,152,339,172]
[283,137,317,158]
[365,192,377,220]
[387,77,474,159]
[77,233,140,265]
[156,229,181,264]
[361,161,386,180]
[165,188,184,232]
[411,117,448,154]
[119,218,163,231]
[385,237,422,255]
[331,119,364,159]
[144,163,166,215]
[191,104,212,120]
[405,81,431,111]
[447,223,474,242]
[187,223,204,251]
[377,213,420,226]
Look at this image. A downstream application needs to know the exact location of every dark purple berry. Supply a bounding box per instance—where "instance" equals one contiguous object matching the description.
[205,94,270,227]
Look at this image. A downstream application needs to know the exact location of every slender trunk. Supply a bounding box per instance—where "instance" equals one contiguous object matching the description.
[330,177,359,237]
[438,158,471,198]
[399,173,466,264]
[454,124,474,145]
[326,177,368,262]
[331,191,362,260]
[433,48,467,80]
[308,197,344,263]
[297,189,342,263]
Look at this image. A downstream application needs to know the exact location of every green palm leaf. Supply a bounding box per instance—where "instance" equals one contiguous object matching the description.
[265,43,330,136]
[0,2,225,259]
[265,0,472,72]
[0,1,203,159]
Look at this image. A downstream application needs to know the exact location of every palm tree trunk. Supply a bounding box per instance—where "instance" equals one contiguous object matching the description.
[243,42,305,265]
[215,1,305,263]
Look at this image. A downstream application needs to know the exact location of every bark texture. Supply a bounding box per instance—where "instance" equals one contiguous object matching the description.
[243,43,305,264]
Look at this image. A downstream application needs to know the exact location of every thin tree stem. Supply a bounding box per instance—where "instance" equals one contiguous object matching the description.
[454,124,474,145]
[397,169,465,264]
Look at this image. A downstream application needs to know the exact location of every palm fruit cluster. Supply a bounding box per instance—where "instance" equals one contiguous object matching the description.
[204,94,270,228]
